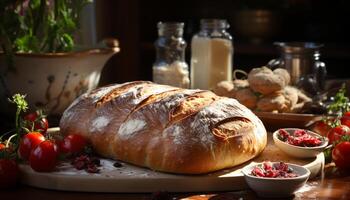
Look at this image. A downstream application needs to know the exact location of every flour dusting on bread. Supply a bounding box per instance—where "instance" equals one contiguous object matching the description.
[60,82,267,174]
[119,119,146,138]
[90,84,122,102]
[91,116,110,132]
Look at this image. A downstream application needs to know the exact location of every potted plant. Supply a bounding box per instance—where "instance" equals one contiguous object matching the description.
[0,0,119,116]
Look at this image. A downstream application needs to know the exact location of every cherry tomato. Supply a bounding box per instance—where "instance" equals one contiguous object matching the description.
[332,141,350,170]
[0,143,14,155]
[60,134,87,154]
[312,120,332,137]
[0,143,5,150]
[327,125,350,144]
[0,159,19,188]
[29,140,58,172]
[24,111,49,134]
[341,111,350,128]
[19,132,45,160]
[54,139,63,153]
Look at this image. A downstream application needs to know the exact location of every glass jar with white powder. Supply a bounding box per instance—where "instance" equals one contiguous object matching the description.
[152,22,190,88]
[191,19,233,90]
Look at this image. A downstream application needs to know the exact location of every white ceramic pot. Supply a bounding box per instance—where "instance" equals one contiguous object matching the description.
[0,39,119,116]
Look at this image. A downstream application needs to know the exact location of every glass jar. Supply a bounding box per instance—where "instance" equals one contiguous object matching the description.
[191,19,234,90]
[152,22,190,88]
[267,42,327,95]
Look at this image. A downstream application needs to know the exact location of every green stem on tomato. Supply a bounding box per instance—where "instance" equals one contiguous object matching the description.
[5,134,18,148]
[14,107,21,148]
[8,94,28,150]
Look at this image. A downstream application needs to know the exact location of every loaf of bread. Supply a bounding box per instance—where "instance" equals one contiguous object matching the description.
[60,81,267,174]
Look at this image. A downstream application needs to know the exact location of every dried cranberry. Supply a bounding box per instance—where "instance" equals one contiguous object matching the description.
[275,162,289,172]
[74,161,86,170]
[251,162,298,178]
[263,161,273,171]
[90,157,101,166]
[252,167,265,177]
[279,129,322,147]
[278,129,290,141]
[86,163,99,173]
[71,154,100,173]
[113,162,123,168]
[294,129,306,137]
[265,170,278,178]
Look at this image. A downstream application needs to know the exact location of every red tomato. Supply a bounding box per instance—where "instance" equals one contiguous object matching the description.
[0,143,5,150]
[29,140,59,172]
[332,142,350,170]
[60,134,87,154]
[312,120,332,137]
[19,132,45,160]
[24,111,49,134]
[327,125,350,144]
[0,159,19,188]
[341,111,350,128]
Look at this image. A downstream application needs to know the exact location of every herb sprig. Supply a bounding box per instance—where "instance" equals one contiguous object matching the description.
[7,94,28,150]
[0,0,92,68]
[0,94,28,160]
[324,84,350,128]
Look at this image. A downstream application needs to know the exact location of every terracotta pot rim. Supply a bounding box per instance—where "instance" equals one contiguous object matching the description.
[0,47,120,58]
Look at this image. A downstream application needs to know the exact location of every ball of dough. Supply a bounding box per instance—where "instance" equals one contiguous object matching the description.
[212,81,234,97]
[248,67,289,95]
[235,88,258,110]
[273,68,291,86]
[230,79,249,98]
[257,91,288,112]
[232,79,249,89]
[213,79,249,98]
[282,86,299,112]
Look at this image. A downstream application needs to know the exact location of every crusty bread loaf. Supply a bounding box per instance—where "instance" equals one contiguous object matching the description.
[60,81,267,174]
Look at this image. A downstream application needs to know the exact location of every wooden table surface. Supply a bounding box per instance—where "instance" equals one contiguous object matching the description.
[1,116,349,199]
[2,167,350,200]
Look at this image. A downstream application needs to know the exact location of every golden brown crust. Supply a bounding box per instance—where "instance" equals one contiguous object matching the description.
[60,82,267,174]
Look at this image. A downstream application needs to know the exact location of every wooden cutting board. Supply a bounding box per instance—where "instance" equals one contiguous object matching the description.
[19,128,324,193]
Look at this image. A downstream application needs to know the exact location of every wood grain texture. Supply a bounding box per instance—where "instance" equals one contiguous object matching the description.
[18,129,323,193]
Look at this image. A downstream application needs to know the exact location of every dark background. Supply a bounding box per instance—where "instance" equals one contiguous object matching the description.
[95,0,350,86]
[1,0,350,130]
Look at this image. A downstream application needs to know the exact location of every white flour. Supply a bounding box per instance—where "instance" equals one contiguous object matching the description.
[89,84,122,102]
[167,125,183,145]
[90,116,110,132]
[118,119,146,139]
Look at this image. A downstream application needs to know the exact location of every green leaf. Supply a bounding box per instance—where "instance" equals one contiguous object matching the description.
[60,33,74,51]
[326,84,350,127]
[15,35,40,52]
[324,147,332,163]
[1,0,92,55]
[29,0,41,10]
[8,94,28,112]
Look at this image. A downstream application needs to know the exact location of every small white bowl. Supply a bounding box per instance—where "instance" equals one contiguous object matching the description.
[242,162,310,198]
[273,128,329,158]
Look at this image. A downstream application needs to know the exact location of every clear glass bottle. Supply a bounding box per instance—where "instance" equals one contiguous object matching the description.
[152,22,190,88]
[191,19,234,90]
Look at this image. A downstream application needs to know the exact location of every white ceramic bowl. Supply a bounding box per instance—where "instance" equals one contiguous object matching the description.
[242,162,310,198]
[0,39,119,116]
[273,128,329,158]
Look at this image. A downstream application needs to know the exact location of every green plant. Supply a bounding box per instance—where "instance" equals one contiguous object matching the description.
[325,84,349,128]
[0,0,91,67]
